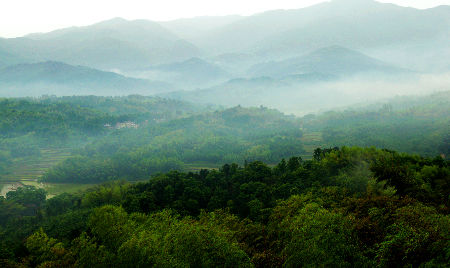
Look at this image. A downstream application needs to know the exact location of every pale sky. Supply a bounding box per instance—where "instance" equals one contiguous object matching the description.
[1,0,449,38]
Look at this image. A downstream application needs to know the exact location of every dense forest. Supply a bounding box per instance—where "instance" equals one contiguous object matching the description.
[0,147,448,267]
[42,105,304,183]
[0,98,115,178]
[37,92,449,184]
[0,96,207,180]
[0,93,448,267]
[305,92,450,157]
[1,1,449,267]
[1,93,448,184]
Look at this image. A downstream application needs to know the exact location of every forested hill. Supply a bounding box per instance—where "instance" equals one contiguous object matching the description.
[42,106,305,183]
[0,96,208,181]
[302,91,450,157]
[0,147,448,267]
[0,62,175,97]
[0,96,208,139]
[0,98,119,139]
[37,92,449,184]
[36,95,209,119]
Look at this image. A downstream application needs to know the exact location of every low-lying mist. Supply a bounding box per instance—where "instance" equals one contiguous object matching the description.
[163,72,450,116]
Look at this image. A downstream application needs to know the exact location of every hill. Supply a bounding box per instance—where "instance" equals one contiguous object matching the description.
[2,146,449,267]
[0,48,30,68]
[1,2,448,72]
[247,46,406,78]
[0,61,175,97]
[129,57,230,89]
[0,18,200,70]
[189,0,450,71]
[162,46,414,113]
[163,77,291,106]
[158,15,242,40]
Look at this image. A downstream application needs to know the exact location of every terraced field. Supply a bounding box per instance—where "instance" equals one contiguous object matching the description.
[1,133,322,197]
[1,148,72,182]
[0,147,82,197]
[300,132,323,159]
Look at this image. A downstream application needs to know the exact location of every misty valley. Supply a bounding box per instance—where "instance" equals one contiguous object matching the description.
[0,0,449,267]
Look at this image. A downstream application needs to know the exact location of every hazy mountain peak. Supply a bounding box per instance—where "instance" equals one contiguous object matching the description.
[331,0,374,3]
[328,0,384,9]
[95,17,128,25]
[309,45,360,55]
[0,61,175,96]
[305,46,379,62]
[150,57,229,78]
[7,16,202,69]
[184,57,206,64]
[247,46,402,78]
[0,61,108,78]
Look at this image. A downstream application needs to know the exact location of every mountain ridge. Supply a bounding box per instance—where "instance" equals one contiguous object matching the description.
[0,18,201,70]
[0,61,175,97]
[247,46,408,78]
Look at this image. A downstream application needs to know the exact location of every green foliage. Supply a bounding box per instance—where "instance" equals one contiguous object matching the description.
[42,106,304,183]
[0,147,448,267]
[71,233,115,268]
[371,150,450,205]
[273,201,367,267]
[25,228,74,267]
[6,186,46,206]
[41,209,90,242]
[116,210,252,267]
[376,204,450,267]
[39,95,206,121]
[0,98,116,139]
[0,97,121,178]
[308,92,450,157]
[44,192,79,217]
[0,95,207,181]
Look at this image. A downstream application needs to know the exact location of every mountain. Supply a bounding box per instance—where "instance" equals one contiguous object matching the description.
[129,57,230,89]
[0,61,175,97]
[0,18,201,70]
[150,57,228,77]
[159,15,242,40]
[247,46,406,78]
[161,72,341,112]
[208,53,264,76]
[162,77,289,106]
[0,48,30,68]
[188,0,450,71]
[2,1,448,72]
[162,47,428,115]
[256,1,450,70]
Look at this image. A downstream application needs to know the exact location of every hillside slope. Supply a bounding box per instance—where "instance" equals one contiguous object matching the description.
[0,61,175,96]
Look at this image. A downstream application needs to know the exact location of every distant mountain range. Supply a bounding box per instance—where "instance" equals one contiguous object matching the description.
[0,0,448,103]
[159,15,243,41]
[0,61,174,97]
[247,46,407,78]
[160,46,423,114]
[188,0,450,70]
[126,57,231,89]
[0,18,200,70]
[0,0,448,72]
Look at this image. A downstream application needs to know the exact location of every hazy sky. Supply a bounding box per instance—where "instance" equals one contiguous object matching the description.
[1,0,449,38]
